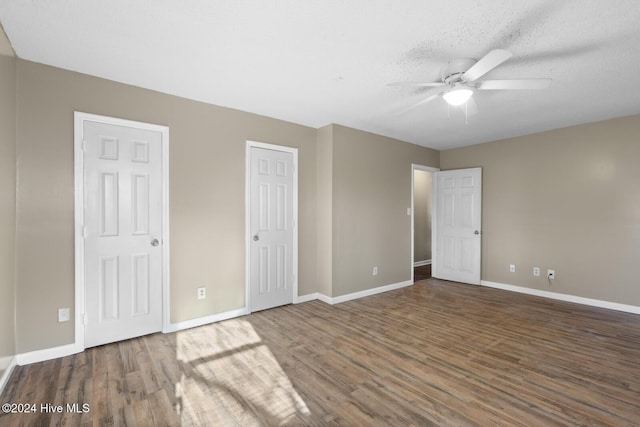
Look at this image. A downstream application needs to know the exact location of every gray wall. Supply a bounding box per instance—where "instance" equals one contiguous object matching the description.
[11,59,439,354]
[441,115,640,306]
[9,55,639,357]
[14,60,318,353]
[315,124,333,296]
[331,125,439,296]
[413,170,432,263]
[0,53,16,373]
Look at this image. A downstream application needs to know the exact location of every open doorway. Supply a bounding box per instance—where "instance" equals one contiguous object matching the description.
[411,164,439,283]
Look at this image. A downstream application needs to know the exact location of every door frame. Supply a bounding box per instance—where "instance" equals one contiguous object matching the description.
[73,112,170,350]
[411,164,439,283]
[245,140,299,312]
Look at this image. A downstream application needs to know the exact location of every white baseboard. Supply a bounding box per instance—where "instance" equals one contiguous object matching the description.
[12,281,416,367]
[164,307,250,333]
[322,280,414,305]
[481,280,640,315]
[0,356,17,395]
[413,260,432,267]
[295,281,414,305]
[316,293,334,304]
[295,293,319,304]
[16,343,83,366]
[14,307,249,366]
[0,355,13,371]
[160,282,415,331]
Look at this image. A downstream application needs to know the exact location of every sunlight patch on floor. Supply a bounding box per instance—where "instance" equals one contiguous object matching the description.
[174,319,310,425]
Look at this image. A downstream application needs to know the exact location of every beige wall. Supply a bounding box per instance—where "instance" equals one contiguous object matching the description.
[331,125,439,296]
[413,170,432,262]
[315,125,333,296]
[14,60,318,353]
[0,23,14,57]
[441,115,640,306]
[17,54,638,357]
[0,54,16,372]
[11,59,440,354]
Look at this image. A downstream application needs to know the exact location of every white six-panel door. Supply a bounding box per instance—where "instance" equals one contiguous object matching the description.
[83,120,163,348]
[432,167,482,285]
[249,146,295,312]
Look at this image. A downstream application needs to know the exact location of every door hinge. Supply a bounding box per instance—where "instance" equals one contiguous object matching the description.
[82,140,86,151]
[82,225,87,238]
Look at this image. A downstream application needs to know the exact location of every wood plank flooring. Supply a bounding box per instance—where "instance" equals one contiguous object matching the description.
[2,278,640,426]
[414,264,432,281]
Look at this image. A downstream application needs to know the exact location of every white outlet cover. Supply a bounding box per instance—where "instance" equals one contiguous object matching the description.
[58,308,70,322]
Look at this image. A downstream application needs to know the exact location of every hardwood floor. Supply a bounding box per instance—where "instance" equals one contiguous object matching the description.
[2,278,640,426]
[414,264,432,281]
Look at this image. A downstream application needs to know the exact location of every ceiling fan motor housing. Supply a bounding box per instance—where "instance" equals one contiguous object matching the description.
[441,58,476,86]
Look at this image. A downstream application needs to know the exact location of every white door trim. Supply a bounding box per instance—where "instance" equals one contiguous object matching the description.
[74,112,170,350]
[411,164,439,283]
[245,141,299,312]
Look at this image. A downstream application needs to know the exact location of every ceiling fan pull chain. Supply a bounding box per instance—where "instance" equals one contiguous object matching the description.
[465,102,468,125]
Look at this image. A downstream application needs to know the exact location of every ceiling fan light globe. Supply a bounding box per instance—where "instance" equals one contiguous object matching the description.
[443,88,473,106]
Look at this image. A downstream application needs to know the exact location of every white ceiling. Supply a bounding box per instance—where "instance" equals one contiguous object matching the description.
[1,1,639,150]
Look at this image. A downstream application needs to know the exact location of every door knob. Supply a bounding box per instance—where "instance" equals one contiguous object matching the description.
[151,238,160,246]
[253,235,260,241]
[474,230,480,235]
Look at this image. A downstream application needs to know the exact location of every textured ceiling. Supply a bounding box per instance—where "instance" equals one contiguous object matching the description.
[1,1,639,150]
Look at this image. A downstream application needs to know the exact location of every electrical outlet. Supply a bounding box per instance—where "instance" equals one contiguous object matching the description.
[509,264,516,273]
[373,266,378,276]
[58,308,70,322]
[197,286,206,300]
[547,270,555,280]
[533,267,540,276]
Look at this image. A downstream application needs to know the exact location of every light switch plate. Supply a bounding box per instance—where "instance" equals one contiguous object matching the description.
[58,308,70,322]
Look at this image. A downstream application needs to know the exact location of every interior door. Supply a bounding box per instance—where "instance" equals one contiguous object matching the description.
[249,147,294,312]
[83,120,163,348]
[432,167,482,285]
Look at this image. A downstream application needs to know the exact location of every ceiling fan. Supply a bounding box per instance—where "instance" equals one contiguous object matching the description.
[389,49,551,112]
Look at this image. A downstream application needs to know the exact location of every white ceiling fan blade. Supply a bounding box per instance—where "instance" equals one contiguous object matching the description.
[414,86,444,105]
[388,81,445,88]
[398,87,443,114]
[417,92,442,106]
[477,78,552,90]
[462,49,512,82]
